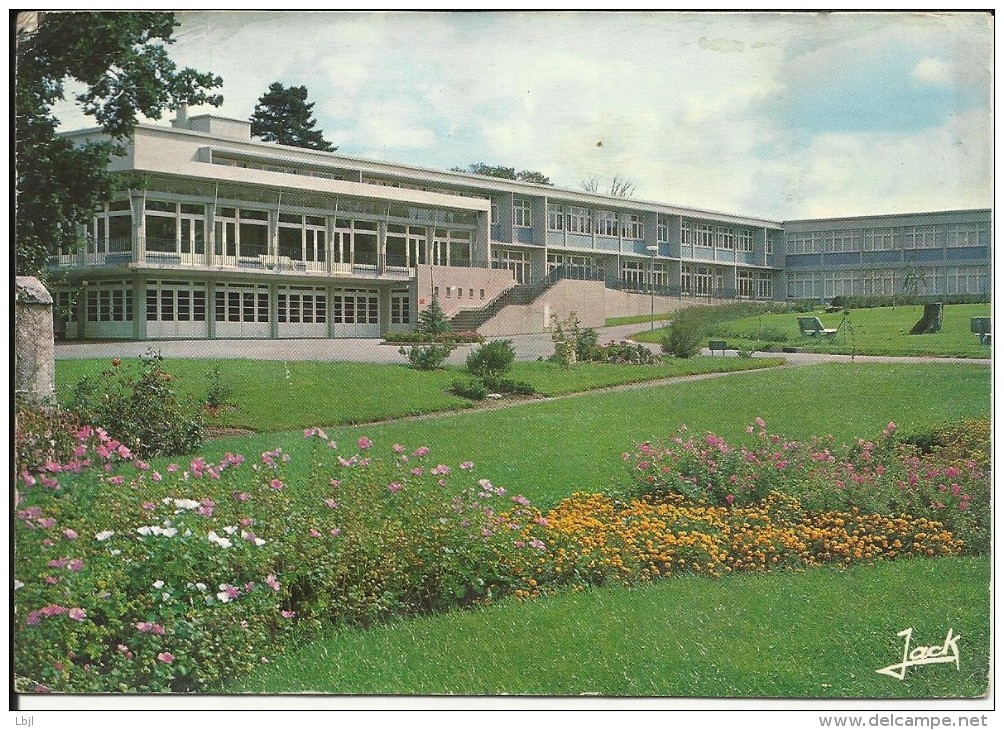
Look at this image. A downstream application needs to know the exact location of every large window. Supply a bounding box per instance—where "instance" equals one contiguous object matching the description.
[947,223,989,248]
[567,206,592,234]
[657,216,670,243]
[278,213,326,268]
[513,199,532,228]
[390,290,411,325]
[85,281,133,322]
[90,200,132,254]
[492,248,531,284]
[737,229,753,252]
[214,282,269,323]
[278,286,326,324]
[596,210,618,237]
[622,215,644,240]
[332,289,379,324]
[547,203,564,231]
[146,281,207,323]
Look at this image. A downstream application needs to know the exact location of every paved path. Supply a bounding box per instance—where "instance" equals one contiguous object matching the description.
[55,325,990,368]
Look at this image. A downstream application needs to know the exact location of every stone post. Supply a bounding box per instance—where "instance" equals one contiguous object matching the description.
[14,277,56,406]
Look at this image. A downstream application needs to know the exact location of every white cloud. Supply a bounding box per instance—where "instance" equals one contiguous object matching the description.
[911,57,953,86]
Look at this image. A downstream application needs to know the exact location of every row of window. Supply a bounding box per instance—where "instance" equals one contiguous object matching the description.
[786,266,990,298]
[681,221,756,252]
[71,282,409,326]
[786,224,991,255]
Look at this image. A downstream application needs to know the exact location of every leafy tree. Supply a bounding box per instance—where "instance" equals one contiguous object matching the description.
[417,295,452,336]
[14,11,223,277]
[581,174,635,198]
[452,163,553,186]
[250,82,336,151]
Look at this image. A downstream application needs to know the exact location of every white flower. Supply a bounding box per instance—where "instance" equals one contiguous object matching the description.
[14,580,24,590]
[173,498,199,511]
[162,528,178,538]
[161,497,172,505]
[207,531,232,549]
[153,580,165,589]
[254,537,266,547]
[110,549,121,556]
[195,582,207,592]
[216,591,230,603]
[184,529,192,537]
[161,593,171,602]
[136,526,153,536]
[223,525,238,535]
[95,530,115,541]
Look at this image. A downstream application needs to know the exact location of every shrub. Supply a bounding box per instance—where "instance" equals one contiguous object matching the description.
[481,377,536,396]
[622,419,990,554]
[416,296,452,336]
[549,315,580,367]
[383,331,482,344]
[63,352,203,458]
[598,341,661,364]
[661,320,703,358]
[399,343,456,370]
[450,377,489,400]
[575,327,600,362]
[204,366,236,413]
[466,340,516,382]
[14,399,82,477]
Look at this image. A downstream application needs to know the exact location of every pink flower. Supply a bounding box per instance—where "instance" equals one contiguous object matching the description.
[431,464,450,476]
[330,528,342,538]
[329,479,341,488]
[269,479,284,490]
[388,482,402,493]
[38,518,56,529]
[167,463,179,473]
[324,498,338,509]
[511,495,530,507]
[63,528,78,540]
[68,608,86,621]
[235,492,251,502]
[411,468,424,477]
[266,574,280,592]
[725,494,735,505]
[281,610,296,619]
[460,461,474,470]
[357,436,373,450]
[48,557,68,569]
[157,652,175,664]
[309,529,322,538]
[67,559,84,572]
[412,446,430,457]
[755,417,766,428]
[393,444,406,454]
[107,476,125,486]
[240,517,253,527]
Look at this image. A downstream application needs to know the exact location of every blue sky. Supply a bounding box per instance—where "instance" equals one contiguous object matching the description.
[54,11,993,220]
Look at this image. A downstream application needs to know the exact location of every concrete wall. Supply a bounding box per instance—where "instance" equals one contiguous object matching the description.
[480,279,606,336]
[414,264,515,317]
[602,289,706,319]
[15,277,56,405]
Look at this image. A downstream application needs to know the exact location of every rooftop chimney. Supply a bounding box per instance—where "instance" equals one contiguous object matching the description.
[171,103,190,129]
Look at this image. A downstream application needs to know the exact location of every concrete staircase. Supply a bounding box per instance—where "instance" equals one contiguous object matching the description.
[451,278,558,333]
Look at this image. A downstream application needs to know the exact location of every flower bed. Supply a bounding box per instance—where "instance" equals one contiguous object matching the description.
[13,415,988,693]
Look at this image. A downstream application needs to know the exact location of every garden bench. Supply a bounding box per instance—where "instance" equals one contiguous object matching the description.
[708,339,727,356]
[797,316,838,341]
[970,317,991,345]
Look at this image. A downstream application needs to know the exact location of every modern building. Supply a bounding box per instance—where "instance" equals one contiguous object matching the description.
[49,110,991,340]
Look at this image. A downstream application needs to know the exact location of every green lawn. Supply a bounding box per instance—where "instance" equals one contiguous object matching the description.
[632,304,992,358]
[604,312,676,327]
[228,556,990,697]
[182,362,989,509]
[54,357,782,432]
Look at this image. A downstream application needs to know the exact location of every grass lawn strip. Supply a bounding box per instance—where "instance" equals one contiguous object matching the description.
[55,356,783,433]
[186,362,990,509]
[632,303,991,359]
[229,556,989,697]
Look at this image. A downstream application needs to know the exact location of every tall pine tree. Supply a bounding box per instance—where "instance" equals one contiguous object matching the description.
[250,82,335,151]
